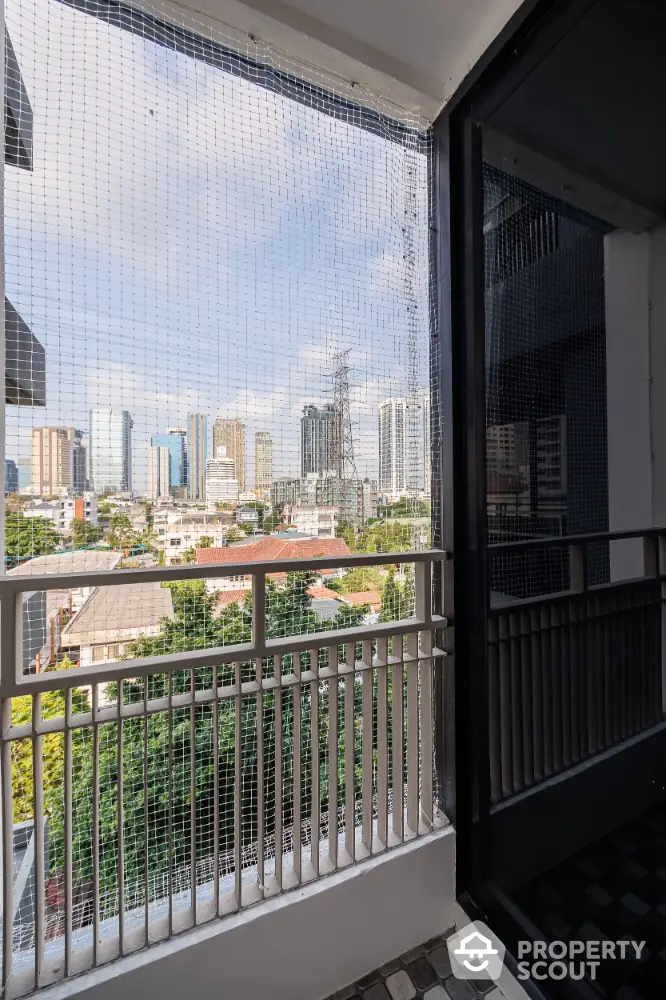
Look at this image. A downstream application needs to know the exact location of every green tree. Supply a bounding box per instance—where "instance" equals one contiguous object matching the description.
[225,525,244,543]
[71,518,104,549]
[198,535,214,549]
[53,575,368,902]
[335,519,356,551]
[339,565,385,595]
[263,503,284,534]
[107,513,140,551]
[5,513,60,560]
[379,570,412,622]
[11,681,89,824]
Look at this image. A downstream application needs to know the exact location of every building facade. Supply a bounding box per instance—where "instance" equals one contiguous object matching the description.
[186,413,207,500]
[284,505,338,538]
[270,473,376,527]
[378,398,406,500]
[254,431,273,496]
[147,445,171,500]
[205,446,239,506]
[301,404,334,477]
[89,409,133,494]
[4,459,19,494]
[71,430,87,493]
[30,426,77,495]
[213,419,246,491]
[152,431,186,490]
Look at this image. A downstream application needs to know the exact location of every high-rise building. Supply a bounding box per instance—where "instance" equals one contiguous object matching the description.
[30,426,76,495]
[187,413,207,500]
[89,409,133,494]
[71,430,87,493]
[213,419,246,491]
[378,398,407,500]
[4,459,19,494]
[166,428,188,487]
[17,458,31,490]
[301,404,334,477]
[254,431,273,496]
[147,446,171,500]
[152,431,186,491]
[421,392,431,497]
[205,446,239,505]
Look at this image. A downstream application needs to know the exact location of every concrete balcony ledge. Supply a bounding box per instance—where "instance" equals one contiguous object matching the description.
[34,826,455,1000]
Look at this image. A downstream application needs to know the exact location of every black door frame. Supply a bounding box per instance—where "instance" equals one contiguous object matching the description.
[432,0,599,933]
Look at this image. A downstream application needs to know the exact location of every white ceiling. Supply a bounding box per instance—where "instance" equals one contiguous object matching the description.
[149,0,527,122]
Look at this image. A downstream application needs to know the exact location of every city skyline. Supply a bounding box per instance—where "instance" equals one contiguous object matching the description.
[5,0,430,499]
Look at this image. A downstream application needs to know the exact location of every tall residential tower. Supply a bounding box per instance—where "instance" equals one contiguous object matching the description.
[186,413,207,499]
[301,404,334,477]
[213,419,246,491]
[254,431,273,496]
[89,409,133,494]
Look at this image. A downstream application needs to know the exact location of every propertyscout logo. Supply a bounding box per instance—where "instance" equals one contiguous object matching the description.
[447,923,645,984]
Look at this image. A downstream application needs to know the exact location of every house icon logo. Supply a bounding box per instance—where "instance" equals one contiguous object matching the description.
[447,921,505,981]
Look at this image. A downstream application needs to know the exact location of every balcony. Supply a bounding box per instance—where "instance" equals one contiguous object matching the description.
[0,549,453,999]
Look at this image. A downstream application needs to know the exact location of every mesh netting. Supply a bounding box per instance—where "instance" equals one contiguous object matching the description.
[484,162,610,600]
[3,0,437,975]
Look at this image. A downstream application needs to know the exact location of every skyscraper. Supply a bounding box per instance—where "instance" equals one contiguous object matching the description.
[421,392,431,497]
[89,409,133,494]
[71,430,87,493]
[378,398,407,499]
[166,428,188,487]
[147,446,171,500]
[205,446,239,505]
[187,413,207,500]
[255,431,273,496]
[152,431,186,490]
[301,404,334,477]
[4,459,19,494]
[30,426,76,495]
[213,419,246,491]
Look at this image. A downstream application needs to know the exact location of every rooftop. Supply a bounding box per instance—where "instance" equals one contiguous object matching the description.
[196,535,351,565]
[61,581,174,646]
[8,550,120,578]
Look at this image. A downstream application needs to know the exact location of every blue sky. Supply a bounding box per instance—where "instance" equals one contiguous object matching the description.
[5,0,430,491]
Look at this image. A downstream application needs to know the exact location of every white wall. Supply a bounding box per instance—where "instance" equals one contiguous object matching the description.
[605,225,666,579]
[38,827,455,1000]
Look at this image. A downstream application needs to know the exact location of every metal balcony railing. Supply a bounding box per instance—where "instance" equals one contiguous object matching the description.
[488,529,666,802]
[0,549,446,997]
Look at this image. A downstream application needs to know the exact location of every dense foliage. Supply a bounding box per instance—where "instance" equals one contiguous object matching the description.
[49,575,370,907]
[5,513,60,560]
[71,517,104,548]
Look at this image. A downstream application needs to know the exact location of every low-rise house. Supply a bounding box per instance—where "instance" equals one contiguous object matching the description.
[283,505,338,538]
[197,536,351,594]
[23,493,98,537]
[60,581,173,667]
[152,513,232,564]
[8,550,121,670]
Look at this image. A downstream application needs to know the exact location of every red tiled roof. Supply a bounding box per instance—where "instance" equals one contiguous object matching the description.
[307,586,342,600]
[342,590,381,611]
[196,536,350,565]
[215,589,251,605]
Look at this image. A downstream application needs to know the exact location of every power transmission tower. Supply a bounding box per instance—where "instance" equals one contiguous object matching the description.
[327,348,358,480]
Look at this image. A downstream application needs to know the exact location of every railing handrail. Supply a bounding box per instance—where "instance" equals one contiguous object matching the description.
[0,548,446,594]
[489,528,666,554]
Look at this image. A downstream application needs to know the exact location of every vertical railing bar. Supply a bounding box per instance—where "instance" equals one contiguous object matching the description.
[167,672,173,937]
[0,592,20,700]
[1,699,13,991]
[310,648,319,875]
[117,682,125,955]
[361,639,373,852]
[327,646,338,868]
[376,637,388,848]
[143,676,149,945]
[256,655,265,897]
[406,631,419,835]
[293,652,302,884]
[212,667,220,916]
[419,632,434,829]
[190,669,197,924]
[33,694,44,989]
[92,685,100,966]
[344,643,355,861]
[64,688,73,977]
[414,563,433,828]
[252,572,266,653]
[392,636,404,841]
[234,662,242,909]
[273,655,282,890]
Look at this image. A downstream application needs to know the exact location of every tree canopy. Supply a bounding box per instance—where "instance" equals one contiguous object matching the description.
[71,518,104,549]
[5,513,60,560]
